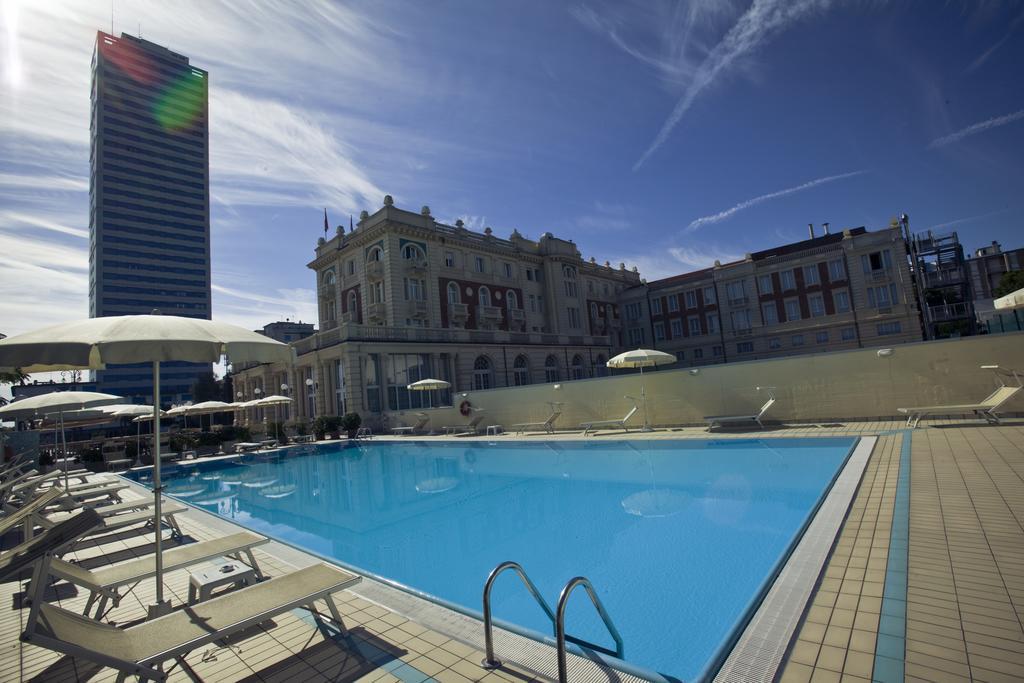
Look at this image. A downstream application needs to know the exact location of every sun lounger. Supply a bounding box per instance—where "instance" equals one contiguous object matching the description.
[704,390,776,431]
[47,530,270,619]
[511,406,563,435]
[0,487,67,539]
[444,409,486,436]
[897,384,1022,428]
[0,508,104,583]
[581,402,639,436]
[22,560,361,681]
[31,501,187,542]
[392,412,429,435]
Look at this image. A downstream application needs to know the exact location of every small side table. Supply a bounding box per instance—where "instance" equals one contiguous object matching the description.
[188,561,257,604]
[486,425,503,436]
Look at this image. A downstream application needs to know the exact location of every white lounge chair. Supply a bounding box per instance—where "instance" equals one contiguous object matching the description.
[444,409,486,436]
[31,500,187,542]
[581,402,639,436]
[511,404,563,435]
[47,530,270,619]
[898,384,1021,428]
[704,389,776,431]
[392,412,429,435]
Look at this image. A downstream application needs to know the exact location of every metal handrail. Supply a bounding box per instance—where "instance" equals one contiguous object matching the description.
[481,561,556,669]
[556,576,624,683]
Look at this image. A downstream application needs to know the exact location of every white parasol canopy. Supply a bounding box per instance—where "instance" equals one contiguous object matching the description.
[254,395,293,442]
[606,349,676,431]
[0,314,293,617]
[994,287,1024,310]
[407,378,451,391]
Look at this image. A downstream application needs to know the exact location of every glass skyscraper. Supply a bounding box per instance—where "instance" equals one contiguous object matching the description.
[89,32,211,404]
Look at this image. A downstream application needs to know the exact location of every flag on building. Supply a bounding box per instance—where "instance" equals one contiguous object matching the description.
[323,208,329,236]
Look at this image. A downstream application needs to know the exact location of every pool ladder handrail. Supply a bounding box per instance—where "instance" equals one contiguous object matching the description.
[481,561,625,682]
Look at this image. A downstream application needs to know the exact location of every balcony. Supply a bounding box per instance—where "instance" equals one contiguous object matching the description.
[403,257,428,273]
[449,302,469,323]
[928,302,972,322]
[367,302,387,322]
[318,284,336,299]
[508,308,526,331]
[340,311,356,324]
[366,261,385,280]
[407,300,429,319]
[479,305,503,320]
[868,268,891,283]
[608,316,622,330]
[727,297,749,306]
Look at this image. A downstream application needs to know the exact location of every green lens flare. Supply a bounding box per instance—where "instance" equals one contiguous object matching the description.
[152,73,206,131]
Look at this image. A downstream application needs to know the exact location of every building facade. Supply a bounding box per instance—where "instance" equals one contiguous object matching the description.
[618,225,921,365]
[234,199,639,426]
[89,31,211,403]
[257,320,316,344]
[966,241,1024,300]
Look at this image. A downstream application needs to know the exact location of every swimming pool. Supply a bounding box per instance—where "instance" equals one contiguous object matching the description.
[135,437,856,680]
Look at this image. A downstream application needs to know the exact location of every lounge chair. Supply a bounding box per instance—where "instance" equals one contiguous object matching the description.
[30,500,187,542]
[444,409,486,436]
[101,441,132,471]
[704,388,777,431]
[0,508,105,582]
[22,559,361,681]
[392,412,429,435]
[580,401,639,436]
[47,530,270,619]
[897,384,1022,428]
[511,404,563,435]
[0,487,68,539]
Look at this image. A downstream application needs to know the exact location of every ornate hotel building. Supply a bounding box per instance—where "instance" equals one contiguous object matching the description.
[234,198,640,426]
[617,224,921,365]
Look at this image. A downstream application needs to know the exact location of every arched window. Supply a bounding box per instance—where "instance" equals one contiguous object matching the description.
[562,265,577,280]
[571,354,585,380]
[323,271,336,286]
[402,243,424,260]
[544,355,560,383]
[562,265,578,298]
[347,290,358,314]
[590,302,598,319]
[513,355,530,386]
[473,355,493,390]
[447,282,460,304]
[367,246,384,262]
[506,291,518,310]
[594,354,608,377]
[478,286,491,307]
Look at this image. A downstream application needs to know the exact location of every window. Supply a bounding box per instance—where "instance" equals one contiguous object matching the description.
[725,280,746,304]
[504,262,513,278]
[737,341,754,353]
[367,246,383,262]
[544,355,560,383]
[404,278,425,301]
[816,330,829,344]
[675,350,685,361]
[785,299,801,321]
[445,251,455,267]
[780,270,796,290]
[528,294,537,312]
[791,334,805,346]
[347,290,358,315]
[567,307,580,328]
[628,327,644,345]
[625,302,643,320]
[347,260,355,275]
[686,291,699,309]
[473,355,494,390]
[654,322,665,341]
[834,289,851,313]
[478,286,491,307]
[402,243,424,260]
[507,290,519,309]
[828,258,845,281]
[862,250,892,273]
[712,345,723,357]
[688,316,701,336]
[534,268,543,282]
[563,265,578,298]
[513,355,530,386]
[808,294,825,317]
[757,275,773,295]
[386,354,433,410]
[475,256,486,273]
[731,310,751,331]
[587,280,594,295]
[694,348,704,359]
[703,286,716,305]
[877,321,902,336]
[841,327,856,341]
[867,284,898,308]
[769,337,781,350]
[364,354,382,413]
[369,280,385,304]
[447,282,460,304]
[706,313,720,334]
[323,270,336,286]
[671,319,683,337]
[761,302,778,326]
[571,355,585,380]
[803,264,820,286]
[651,298,663,315]
[669,294,682,312]
[526,269,534,281]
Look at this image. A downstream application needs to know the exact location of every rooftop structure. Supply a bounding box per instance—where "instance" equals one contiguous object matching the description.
[256,320,316,344]
[966,240,1024,300]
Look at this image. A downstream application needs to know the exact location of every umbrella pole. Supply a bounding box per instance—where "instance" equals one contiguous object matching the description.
[149,360,169,618]
[60,408,69,489]
[640,366,652,432]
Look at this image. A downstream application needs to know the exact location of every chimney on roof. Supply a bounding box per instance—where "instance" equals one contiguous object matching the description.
[808,223,815,239]
[823,222,830,234]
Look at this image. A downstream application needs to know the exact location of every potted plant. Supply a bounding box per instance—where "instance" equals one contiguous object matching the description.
[38,450,56,473]
[312,416,329,440]
[340,412,362,439]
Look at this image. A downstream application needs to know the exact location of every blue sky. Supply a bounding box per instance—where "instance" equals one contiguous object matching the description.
[1,0,1022,339]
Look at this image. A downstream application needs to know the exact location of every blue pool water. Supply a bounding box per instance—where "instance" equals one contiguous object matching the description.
[134,437,855,680]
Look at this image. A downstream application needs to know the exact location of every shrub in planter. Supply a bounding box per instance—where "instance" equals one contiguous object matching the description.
[39,450,56,470]
[290,420,309,436]
[340,412,362,439]
[266,421,285,441]
[169,433,198,453]
[79,445,102,464]
[313,416,341,439]
[197,431,221,447]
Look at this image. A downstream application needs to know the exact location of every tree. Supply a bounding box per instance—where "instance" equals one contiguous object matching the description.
[993,270,1024,298]
[191,372,221,403]
[0,368,29,385]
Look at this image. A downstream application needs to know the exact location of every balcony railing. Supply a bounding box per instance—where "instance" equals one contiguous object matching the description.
[928,302,972,322]
[319,284,336,299]
[727,296,748,306]
[366,261,385,280]
[508,308,525,320]
[340,311,356,324]
[449,302,469,321]
[479,305,503,320]
[868,268,891,283]
[367,302,387,321]
[408,300,429,318]
[403,257,428,272]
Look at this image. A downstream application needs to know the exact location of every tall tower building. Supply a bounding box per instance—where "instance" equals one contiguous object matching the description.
[89,31,211,404]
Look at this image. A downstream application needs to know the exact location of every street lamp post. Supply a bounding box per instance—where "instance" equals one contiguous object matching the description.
[305,377,317,422]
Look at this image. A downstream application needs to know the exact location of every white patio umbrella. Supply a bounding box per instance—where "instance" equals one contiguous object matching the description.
[407,378,451,408]
[0,313,293,616]
[606,349,676,431]
[0,391,121,487]
[254,395,293,443]
[106,404,159,464]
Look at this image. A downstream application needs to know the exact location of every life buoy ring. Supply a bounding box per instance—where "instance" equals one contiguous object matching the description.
[459,400,472,416]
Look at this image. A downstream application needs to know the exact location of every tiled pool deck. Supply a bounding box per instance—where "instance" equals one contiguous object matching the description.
[2,418,1022,682]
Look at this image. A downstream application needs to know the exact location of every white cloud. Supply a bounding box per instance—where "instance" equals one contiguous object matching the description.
[0,210,88,239]
[211,284,316,332]
[927,109,1024,149]
[574,201,632,231]
[686,170,865,232]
